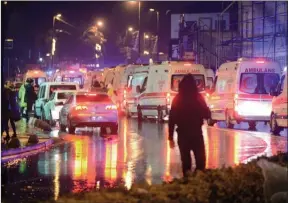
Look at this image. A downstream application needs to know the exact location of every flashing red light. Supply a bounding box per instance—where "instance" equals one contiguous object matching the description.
[87,93,97,96]
[184,63,192,66]
[206,93,210,97]
[256,61,265,64]
[75,105,88,110]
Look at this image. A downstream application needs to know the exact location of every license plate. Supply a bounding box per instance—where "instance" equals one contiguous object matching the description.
[91,116,103,121]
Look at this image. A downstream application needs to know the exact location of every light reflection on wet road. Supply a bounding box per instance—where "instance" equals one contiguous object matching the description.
[2,118,287,202]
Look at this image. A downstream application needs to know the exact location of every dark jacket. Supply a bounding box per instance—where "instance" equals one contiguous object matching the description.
[168,74,211,141]
[24,83,37,105]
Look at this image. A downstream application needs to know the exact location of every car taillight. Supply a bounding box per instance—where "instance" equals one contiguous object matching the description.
[234,94,239,111]
[105,105,117,110]
[166,93,171,105]
[75,105,88,110]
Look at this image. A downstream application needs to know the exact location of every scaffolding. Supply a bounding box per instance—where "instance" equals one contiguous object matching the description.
[177,1,287,69]
[218,1,287,68]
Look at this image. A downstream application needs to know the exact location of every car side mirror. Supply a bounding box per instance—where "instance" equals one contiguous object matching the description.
[270,88,278,96]
[136,85,141,93]
[55,101,64,105]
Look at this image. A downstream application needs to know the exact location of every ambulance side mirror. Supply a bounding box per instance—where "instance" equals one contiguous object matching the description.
[136,85,141,93]
[269,88,278,97]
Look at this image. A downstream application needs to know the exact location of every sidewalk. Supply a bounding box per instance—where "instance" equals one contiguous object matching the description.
[1,119,56,162]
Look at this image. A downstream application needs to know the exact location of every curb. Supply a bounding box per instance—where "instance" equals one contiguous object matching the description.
[1,138,54,163]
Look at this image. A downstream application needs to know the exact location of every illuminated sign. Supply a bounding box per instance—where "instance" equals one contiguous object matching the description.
[244,68,275,73]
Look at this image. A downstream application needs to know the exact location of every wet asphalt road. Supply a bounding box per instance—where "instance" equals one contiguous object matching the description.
[1,118,287,202]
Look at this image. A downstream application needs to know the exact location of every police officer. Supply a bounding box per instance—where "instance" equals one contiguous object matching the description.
[168,74,211,177]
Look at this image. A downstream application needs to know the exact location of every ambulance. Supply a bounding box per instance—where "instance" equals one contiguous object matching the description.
[205,68,215,88]
[23,69,47,86]
[53,68,86,88]
[207,58,281,129]
[125,61,208,120]
[23,69,48,93]
[270,67,287,134]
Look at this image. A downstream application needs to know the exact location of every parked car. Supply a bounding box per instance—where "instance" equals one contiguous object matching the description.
[43,90,77,125]
[59,92,119,134]
[34,82,79,119]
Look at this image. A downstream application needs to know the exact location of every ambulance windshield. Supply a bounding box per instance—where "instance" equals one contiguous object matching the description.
[240,73,279,94]
[171,74,205,92]
[63,76,83,85]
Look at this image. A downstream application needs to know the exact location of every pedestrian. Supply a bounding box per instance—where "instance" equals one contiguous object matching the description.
[2,81,11,141]
[24,78,37,122]
[19,80,28,117]
[168,74,211,177]
[8,82,21,137]
[107,83,117,103]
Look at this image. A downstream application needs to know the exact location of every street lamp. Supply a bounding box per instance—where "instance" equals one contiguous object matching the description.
[128,27,133,32]
[97,21,103,27]
[51,13,62,69]
[145,34,149,39]
[149,8,160,60]
[128,1,141,59]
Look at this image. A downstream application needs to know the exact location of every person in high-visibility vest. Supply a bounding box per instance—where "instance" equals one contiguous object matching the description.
[18,81,28,116]
[107,83,117,104]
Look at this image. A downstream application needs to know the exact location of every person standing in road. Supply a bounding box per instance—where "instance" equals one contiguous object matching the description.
[24,78,37,122]
[168,74,211,177]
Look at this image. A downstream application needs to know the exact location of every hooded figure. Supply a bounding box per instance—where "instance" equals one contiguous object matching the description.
[168,74,211,177]
[24,79,37,121]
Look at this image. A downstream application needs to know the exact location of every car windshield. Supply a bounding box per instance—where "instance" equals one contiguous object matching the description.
[240,73,280,94]
[57,92,74,100]
[171,74,205,92]
[76,94,111,103]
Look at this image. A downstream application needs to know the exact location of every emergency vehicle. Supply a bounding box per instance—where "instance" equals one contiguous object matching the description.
[205,69,215,88]
[23,69,48,93]
[23,69,47,86]
[270,67,287,134]
[125,61,208,120]
[53,68,86,88]
[207,58,281,129]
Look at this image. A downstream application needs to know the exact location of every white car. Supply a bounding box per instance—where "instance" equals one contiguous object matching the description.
[43,90,77,125]
[35,82,79,119]
[59,92,119,134]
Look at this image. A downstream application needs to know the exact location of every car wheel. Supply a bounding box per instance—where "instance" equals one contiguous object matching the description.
[137,105,143,122]
[225,111,234,129]
[60,124,66,132]
[207,118,216,126]
[49,111,56,127]
[270,114,282,135]
[110,124,118,134]
[41,108,46,121]
[68,125,75,134]
[125,106,131,118]
[248,121,257,130]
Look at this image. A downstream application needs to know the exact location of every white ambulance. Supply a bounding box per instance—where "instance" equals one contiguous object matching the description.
[24,69,47,86]
[205,68,215,89]
[270,67,287,134]
[125,61,208,120]
[53,69,86,88]
[207,58,281,129]
[23,69,48,94]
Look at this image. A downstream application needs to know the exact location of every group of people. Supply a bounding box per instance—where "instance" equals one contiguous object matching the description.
[1,78,37,142]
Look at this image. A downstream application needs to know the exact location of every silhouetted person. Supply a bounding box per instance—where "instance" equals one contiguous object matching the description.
[168,74,211,177]
[24,79,37,122]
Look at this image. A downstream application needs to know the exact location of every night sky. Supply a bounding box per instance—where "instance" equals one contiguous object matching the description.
[3,1,231,65]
